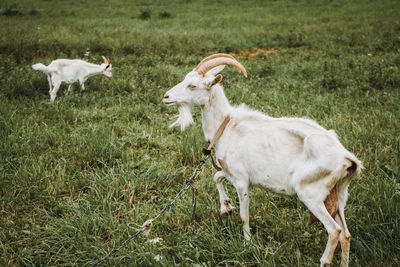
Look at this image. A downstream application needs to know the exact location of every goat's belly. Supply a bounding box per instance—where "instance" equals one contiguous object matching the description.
[63,78,78,84]
[249,173,296,196]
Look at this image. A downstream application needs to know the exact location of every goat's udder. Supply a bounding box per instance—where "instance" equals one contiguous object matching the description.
[307,186,338,226]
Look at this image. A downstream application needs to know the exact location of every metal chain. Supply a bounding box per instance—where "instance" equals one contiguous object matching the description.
[88,154,209,267]
[191,183,198,236]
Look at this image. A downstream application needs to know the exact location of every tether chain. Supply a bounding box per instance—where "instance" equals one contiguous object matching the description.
[191,183,198,235]
[88,154,209,267]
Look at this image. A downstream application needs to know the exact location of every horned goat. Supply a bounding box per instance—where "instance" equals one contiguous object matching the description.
[163,53,361,267]
[32,56,112,102]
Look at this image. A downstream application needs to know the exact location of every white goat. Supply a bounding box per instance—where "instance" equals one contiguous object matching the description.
[32,56,112,102]
[163,54,362,267]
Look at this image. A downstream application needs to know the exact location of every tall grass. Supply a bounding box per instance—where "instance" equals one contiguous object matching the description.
[1,0,399,266]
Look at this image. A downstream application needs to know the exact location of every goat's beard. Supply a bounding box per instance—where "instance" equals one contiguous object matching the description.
[169,103,194,131]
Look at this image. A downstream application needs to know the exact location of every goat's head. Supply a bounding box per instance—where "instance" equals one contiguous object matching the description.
[101,56,112,78]
[163,53,247,130]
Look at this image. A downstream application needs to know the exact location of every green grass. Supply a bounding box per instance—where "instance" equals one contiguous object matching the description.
[1,0,399,266]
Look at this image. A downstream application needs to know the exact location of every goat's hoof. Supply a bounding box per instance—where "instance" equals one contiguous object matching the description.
[243,235,253,246]
[320,259,331,267]
[220,205,234,216]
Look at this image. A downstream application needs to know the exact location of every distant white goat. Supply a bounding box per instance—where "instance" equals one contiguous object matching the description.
[32,56,112,102]
[163,54,362,267]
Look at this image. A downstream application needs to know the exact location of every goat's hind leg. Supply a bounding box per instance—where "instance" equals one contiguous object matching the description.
[50,80,61,102]
[298,191,342,267]
[335,213,350,267]
[47,75,53,93]
[335,182,352,267]
[213,171,234,215]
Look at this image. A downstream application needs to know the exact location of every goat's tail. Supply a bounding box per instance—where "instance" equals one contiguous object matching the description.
[344,156,362,179]
[32,63,48,73]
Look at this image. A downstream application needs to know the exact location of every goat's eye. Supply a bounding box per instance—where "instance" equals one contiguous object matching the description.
[187,84,196,90]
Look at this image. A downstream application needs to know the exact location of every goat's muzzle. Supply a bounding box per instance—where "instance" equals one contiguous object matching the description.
[163,94,176,106]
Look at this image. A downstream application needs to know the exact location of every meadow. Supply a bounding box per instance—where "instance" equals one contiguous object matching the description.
[0,0,399,266]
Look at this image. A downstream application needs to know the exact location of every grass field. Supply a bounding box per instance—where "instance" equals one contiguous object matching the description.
[1,0,399,266]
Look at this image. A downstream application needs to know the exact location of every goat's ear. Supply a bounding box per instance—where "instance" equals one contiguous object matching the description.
[211,74,223,87]
[207,65,225,76]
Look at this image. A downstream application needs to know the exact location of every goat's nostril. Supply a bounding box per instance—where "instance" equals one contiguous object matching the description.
[163,95,169,99]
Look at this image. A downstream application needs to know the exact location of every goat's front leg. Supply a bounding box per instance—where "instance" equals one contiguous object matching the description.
[236,184,250,241]
[67,84,73,92]
[213,171,234,215]
[79,79,85,90]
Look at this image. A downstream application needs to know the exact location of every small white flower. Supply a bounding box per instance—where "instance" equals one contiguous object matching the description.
[368,53,372,56]
[141,130,151,139]
[148,237,163,244]
[154,255,162,262]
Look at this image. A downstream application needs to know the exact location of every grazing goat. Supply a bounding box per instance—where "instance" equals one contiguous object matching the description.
[163,54,361,267]
[32,56,112,102]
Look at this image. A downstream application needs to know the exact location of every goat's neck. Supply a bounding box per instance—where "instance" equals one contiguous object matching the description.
[83,63,104,78]
[201,84,232,142]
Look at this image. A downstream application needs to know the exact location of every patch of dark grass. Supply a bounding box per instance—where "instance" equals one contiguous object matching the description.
[321,61,344,90]
[2,8,23,16]
[29,9,40,16]
[159,11,171,19]
[139,10,151,20]
[272,31,306,48]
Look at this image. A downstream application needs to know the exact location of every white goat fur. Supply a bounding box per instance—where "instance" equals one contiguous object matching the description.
[32,58,112,102]
[163,64,362,267]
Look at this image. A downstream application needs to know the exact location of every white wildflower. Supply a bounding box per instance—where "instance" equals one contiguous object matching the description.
[154,255,162,262]
[148,237,163,244]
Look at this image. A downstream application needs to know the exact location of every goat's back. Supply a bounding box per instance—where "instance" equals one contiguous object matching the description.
[216,109,360,194]
[47,59,93,83]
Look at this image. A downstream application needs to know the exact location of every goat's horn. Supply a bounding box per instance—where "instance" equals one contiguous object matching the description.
[195,54,247,77]
[195,53,236,68]
[102,56,110,65]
